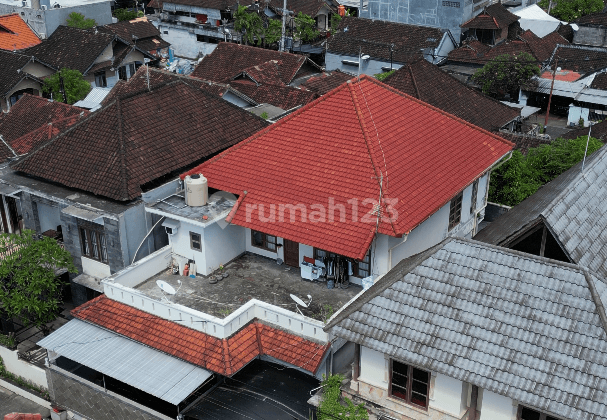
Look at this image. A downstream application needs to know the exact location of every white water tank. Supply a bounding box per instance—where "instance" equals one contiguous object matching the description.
[185,174,208,207]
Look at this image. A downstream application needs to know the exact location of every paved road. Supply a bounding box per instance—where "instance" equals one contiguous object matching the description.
[0,384,50,418]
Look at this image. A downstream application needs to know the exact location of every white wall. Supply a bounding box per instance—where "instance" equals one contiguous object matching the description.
[168,219,205,269]
[36,201,62,233]
[158,25,218,59]
[0,346,48,389]
[81,256,111,279]
[479,390,516,420]
[245,228,283,261]
[204,222,245,274]
[359,346,387,388]
[431,374,464,417]
[107,245,172,288]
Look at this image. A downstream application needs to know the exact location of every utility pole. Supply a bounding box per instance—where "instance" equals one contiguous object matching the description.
[548,0,553,15]
[544,57,558,128]
[59,71,68,104]
[279,0,287,51]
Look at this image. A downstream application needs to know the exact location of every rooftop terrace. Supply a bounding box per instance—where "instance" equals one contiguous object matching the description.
[134,253,361,322]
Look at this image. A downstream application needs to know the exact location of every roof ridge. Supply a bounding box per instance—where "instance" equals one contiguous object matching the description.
[585,271,607,334]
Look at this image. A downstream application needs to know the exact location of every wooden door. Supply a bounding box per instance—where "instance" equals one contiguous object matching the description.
[283,239,299,267]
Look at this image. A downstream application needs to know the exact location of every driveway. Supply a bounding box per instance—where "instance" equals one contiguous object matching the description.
[0,384,50,418]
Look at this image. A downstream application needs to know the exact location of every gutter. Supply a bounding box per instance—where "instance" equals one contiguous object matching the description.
[387,233,408,270]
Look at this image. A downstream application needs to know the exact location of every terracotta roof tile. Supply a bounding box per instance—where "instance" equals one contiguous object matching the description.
[576,11,607,26]
[383,59,519,132]
[192,43,313,85]
[461,3,519,29]
[230,80,317,110]
[497,132,552,155]
[12,81,268,201]
[183,76,513,259]
[0,13,40,51]
[71,295,328,376]
[300,70,355,96]
[547,45,607,74]
[591,72,607,89]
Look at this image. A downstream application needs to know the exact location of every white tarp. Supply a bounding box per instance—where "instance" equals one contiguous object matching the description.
[514,5,565,38]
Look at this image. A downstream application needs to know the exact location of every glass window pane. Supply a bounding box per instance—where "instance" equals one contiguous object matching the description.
[392,371,408,388]
[191,233,201,242]
[521,408,541,420]
[80,228,89,256]
[99,234,108,263]
[90,230,99,259]
[391,384,407,400]
[412,367,429,383]
[252,231,263,247]
[393,360,408,374]
[412,380,427,395]
[411,392,427,408]
[267,242,276,251]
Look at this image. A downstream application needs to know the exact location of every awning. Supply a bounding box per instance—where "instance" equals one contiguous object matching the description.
[38,319,213,405]
[61,205,104,225]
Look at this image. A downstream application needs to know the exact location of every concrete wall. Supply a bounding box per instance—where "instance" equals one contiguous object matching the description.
[157,24,219,59]
[359,346,387,388]
[35,201,62,233]
[81,256,111,278]
[432,374,465,417]
[0,346,48,389]
[479,390,516,420]
[203,222,245,274]
[568,105,591,127]
[22,61,55,78]
[3,79,43,111]
[325,52,404,76]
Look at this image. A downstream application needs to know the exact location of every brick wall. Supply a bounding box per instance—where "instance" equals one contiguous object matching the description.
[47,369,163,420]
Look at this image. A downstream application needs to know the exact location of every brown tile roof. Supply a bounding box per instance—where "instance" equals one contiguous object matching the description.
[327,17,443,63]
[98,18,170,54]
[591,72,607,89]
[233,60,285,86]
[558,23,575,43]
[576,11,607,26]
[496,132,552,155]
[461,3,519,30]
[383,59,519,132]
[72,295,329,376]
[0,50,41,97]
[300,70,354,96]
[12,81,268,201]
[191,43,314,84]
[230,80,318,110]
[519,30,569,62]
[135,36,170,53]
[562,120,607,141]
[0,13,41,51]
[548,45,607,74]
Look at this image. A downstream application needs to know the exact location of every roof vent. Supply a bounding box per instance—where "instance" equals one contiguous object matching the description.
[184,174,208,207]
[585,56,590,61]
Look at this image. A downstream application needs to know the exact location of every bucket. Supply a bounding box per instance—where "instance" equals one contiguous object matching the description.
[327,280,334,289]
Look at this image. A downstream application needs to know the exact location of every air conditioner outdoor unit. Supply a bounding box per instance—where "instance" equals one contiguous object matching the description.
[162,219,180,235]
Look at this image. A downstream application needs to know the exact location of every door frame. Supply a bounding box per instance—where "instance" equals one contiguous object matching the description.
[283,239,299,267]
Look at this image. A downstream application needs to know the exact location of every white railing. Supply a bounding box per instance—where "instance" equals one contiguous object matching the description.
[102,281,328,342]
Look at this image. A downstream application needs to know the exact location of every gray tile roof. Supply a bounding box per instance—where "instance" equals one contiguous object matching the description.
[475,145,607,279]
[325,238,607,420]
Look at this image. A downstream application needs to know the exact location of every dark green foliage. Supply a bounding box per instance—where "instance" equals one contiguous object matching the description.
[113,8,138,21]
[472,52,539,99]
[42,68,91,105]
[375,70,395,81]
[0,230,77,330]
[537,0,603,21]
[66,12,96,29]
[318,374,368,420]
[294,12,319,43]
[234,5,264,45]
[0,356,50,399]
[264,19,283,45]
[489,137,604,206]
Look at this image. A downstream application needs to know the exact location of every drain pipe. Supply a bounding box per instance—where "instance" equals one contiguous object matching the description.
[131,216,165,264]
[388,234,408,270]
[469,385,479,420]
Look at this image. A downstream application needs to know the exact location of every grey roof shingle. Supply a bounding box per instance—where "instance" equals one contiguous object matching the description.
[475,145,607,279]
[325,238,607,420]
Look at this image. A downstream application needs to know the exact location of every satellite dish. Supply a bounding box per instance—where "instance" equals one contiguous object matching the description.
[361,54,370,60]
[290,293,308,307]
[157,279,182,303]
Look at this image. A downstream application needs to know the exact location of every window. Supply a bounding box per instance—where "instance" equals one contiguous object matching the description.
[390,360,430,409]
[314,248,371,278]
[80,226,108,263]
[449,192,463,231]
[518,406,559,420]
[94,71,107,88]
[470,180,478,215]
[118,66,127,81]
[442,0,460,6]
[128,63,136,79]
[251,230,277,252]
[190,232,201,251]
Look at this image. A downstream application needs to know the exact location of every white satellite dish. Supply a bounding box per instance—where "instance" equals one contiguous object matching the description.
[157,280,182,303]
[361,54,370,60]
[290,294,313,316]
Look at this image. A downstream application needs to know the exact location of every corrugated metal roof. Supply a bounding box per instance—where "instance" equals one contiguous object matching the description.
[534,77,586,98]
[73,87,111,110]
[325,238,607,420]
[38,319,212,405]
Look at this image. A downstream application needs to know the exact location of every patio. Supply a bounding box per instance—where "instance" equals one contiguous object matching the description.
[134,253,362,322]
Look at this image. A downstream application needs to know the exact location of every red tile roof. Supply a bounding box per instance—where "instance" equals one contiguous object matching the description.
[191,43,315,85]
[0,14,40,51]
[72,295,329,376]
[183,76,513,260]
[540,69,582,82]
[461,3,519,30]
[12,82,268,201]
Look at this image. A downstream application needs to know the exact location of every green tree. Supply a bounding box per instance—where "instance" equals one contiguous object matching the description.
[234,5,264,45]
[472,52,540,99]
[318,374,368,420]
[329,9,352,34]
[113,8,139,21]
[65,12,96,29]
[43,68,91,105]
[264,19,283,45]
[293,12,319,43]
[0,231,77,333]
[375,70,395,81]
[489,136,604,206]
[538,0,603,21]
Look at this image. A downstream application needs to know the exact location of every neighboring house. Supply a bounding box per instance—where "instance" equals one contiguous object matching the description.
[98,17,170,60]
[359,0,496,41]
[512,4,563,38]
[545,44,607,76]
[382,58,520,132]
[0,0,112,39]
[324,237,607,420]
[2,80,268,306]
[0,13,41,50]
[25,25,156,89]
[158,75,513,283]
[475,145,607,278]
[151,0,336,59]
[573,10,607,47]
[325,16,456,75]
[300,69,354,95]
[0,49,55,111]
[561,116,607,140]
[461,2,521,45]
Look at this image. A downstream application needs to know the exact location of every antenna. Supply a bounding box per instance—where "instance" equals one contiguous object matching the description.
[290,294,312,316]
[156,279,182,303]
